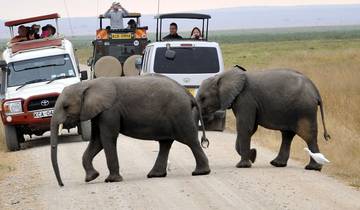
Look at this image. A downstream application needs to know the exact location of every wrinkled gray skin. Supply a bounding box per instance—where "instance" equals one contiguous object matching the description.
[51,75,210,186]
[196,68,330,171]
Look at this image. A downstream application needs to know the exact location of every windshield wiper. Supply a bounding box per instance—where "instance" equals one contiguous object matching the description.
[16,79,47,91]
[20,64,64,71]
[46,75,75,84]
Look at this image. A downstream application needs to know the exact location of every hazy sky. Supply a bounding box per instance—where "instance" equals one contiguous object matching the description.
[0,0,359,20]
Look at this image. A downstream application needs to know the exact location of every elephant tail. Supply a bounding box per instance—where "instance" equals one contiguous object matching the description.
[318,99,331,141]
[193,99,210,149]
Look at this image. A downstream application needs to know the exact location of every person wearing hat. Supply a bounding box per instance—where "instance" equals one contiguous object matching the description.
[41,24,56,38]
[104,2,129,29]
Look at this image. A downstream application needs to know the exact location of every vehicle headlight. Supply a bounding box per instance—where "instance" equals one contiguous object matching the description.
[3,100,23,115]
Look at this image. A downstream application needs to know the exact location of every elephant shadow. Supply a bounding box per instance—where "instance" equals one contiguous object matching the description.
[21,130,82,150]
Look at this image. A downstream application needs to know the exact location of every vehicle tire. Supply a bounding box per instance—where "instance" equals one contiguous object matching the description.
[123,55,142,76]
[204,111,226,132]
[79,121,91,142]
[94,56,123,78]
[4,125,21,151]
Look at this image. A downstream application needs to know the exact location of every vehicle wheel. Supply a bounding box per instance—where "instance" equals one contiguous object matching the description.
[4,125,21,151]
[78,121,91,141]
[204,112,226,132]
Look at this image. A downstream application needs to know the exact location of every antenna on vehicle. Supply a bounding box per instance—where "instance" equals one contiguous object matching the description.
[157,0,161,15]
[63,0,74,37]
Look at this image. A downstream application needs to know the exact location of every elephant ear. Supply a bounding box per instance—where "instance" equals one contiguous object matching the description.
[217,69,247,109]
[80,79,117,121]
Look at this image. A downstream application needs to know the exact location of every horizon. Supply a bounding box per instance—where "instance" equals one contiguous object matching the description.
[1,4,360,39]
[0,1,360,20]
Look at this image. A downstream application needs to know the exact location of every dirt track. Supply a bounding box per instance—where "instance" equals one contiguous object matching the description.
[0,131,359,210]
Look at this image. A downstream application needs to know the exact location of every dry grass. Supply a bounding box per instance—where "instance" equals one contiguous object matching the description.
[222,39,360,188]
[0,37,359,187]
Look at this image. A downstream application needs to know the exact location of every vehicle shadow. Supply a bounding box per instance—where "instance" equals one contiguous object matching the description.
[21,130,84,150]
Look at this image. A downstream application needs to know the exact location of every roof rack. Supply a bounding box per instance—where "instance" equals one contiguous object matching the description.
[155,13,211,42]
[4,13,61,39]
[155,13,211,20]
[5,13,60,27]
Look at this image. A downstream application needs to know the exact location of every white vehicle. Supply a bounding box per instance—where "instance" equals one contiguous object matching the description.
[141,13,226,131]
[0,14,90,151]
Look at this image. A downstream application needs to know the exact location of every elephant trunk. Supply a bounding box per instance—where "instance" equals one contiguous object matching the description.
[50,119,64,187]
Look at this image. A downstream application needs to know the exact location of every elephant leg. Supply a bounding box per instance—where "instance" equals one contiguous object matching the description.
[188,140,211,176]
[235,132,256,168]
[297,117,322,171]
[270,131,295,167]
[147,140,174,178]
[305,140,322,171]
[98,114,122,182]
[82,120,102,182]
[177,131,210,176]
[234,109,257,168]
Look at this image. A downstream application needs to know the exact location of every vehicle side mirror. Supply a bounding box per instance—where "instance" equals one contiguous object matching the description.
[87,57,93,67]
[165,49,176,60]
[0,60,7,70]
[80,71,88,81]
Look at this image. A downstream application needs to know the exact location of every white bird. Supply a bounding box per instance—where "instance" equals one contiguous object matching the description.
[304,148,330,165]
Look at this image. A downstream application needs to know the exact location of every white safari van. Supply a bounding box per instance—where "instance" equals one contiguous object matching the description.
[141,13,226,131]
[0,14,90,151]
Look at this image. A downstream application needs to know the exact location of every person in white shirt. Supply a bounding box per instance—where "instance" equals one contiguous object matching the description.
[104,2,129,29]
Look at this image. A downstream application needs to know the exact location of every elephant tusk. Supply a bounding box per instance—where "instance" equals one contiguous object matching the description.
[58,124,63,136]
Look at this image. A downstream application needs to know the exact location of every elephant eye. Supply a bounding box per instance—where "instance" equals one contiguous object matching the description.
[200,96,206,102]
[63,104,69,110]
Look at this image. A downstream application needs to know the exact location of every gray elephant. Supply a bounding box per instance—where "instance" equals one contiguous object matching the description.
[51,75,211,186]
[196,68,330,171]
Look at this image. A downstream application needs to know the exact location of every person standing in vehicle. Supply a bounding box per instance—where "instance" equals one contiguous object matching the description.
[104,2,129,29]
[10,25,28,43]
[163,23,183,40]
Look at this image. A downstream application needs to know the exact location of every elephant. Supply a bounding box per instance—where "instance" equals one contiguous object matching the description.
[196,67,330,171]
[50,74,211,187]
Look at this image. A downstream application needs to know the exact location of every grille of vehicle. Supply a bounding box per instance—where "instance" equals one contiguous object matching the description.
[27,96,58,111]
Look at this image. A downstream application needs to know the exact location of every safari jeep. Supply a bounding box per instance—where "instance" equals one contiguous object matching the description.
[87,13,149,78]
[0,14,90,151]
[141,13,226,131]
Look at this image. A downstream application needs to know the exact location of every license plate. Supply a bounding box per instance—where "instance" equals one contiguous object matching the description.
[187,88,196,97]
[111,33,132,39]
[33,109,54,118]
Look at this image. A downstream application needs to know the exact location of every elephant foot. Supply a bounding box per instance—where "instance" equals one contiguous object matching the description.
[85,170,100,182]
[270,159,287,167]
[105,174,123,183]
[249,149,257,163]
[192,166,211,176]
[236,160,252,168]
[305,163,322,171]
[147,169,167,178]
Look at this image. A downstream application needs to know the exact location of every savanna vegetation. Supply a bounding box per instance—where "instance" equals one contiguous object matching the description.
[0,26,359,187]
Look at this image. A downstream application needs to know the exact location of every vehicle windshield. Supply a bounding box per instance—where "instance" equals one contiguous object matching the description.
[154,47,219,74]
[7,54,76,87]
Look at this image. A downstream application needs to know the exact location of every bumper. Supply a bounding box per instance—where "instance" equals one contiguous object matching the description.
[1,92,59,130]
[1,111,51,126]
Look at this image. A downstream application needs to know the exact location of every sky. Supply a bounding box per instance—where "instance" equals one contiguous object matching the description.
[0,0,360,20]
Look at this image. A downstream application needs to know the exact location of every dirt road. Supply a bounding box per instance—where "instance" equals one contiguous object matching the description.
[0,131,359,210]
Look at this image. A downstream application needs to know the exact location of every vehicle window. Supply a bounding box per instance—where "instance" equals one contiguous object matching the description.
[154,47,219,74]
[7,54,76,87]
